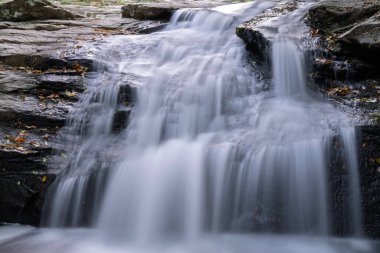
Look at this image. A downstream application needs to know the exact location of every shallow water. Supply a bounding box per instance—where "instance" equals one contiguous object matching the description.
[0,225,379,253]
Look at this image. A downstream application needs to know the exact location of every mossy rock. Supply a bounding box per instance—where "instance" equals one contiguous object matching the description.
[0,0,83,21]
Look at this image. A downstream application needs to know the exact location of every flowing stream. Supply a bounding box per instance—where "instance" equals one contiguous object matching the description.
[0,1,377,252]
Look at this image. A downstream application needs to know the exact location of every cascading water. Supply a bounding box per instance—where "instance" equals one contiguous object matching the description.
[0,1,372,253]
[46,0,362,237]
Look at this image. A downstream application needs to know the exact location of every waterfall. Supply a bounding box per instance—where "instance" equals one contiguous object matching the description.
[272,38,308,98]
[41,0,363,245]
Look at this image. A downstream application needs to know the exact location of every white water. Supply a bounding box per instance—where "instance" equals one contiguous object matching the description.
[0,1,368,252]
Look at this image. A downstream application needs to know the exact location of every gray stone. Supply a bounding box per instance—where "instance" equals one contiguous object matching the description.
[308,0,380,34]
[0,0,83,22]
[122,3,181,20]
[307,0,380,64]
[121,2,223,20]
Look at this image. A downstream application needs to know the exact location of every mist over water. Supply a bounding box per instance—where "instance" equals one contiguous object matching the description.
[0,1,372,253]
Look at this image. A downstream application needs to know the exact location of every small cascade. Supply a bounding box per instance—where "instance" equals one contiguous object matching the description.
[269,3,363,235]
[40,0,363,247]
[42,43,128,226]
[272,38,308,98]
[340,127,363,235]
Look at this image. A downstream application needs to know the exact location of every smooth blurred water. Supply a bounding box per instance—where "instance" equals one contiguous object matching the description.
[3,1,366,252]
[0,225,378,253]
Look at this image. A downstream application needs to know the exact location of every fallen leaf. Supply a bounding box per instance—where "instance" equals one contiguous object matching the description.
[14,137,25,143]
[65,90,77,97]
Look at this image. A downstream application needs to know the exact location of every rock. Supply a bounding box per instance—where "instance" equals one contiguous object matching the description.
[236,1,297,62]
[360,125,380,238]
[337,14,380,64]
[0,94,69,127]
[36,74,86,93]
[302,0,380,123]
[0,153,57,225]
[0,23,10,29]
[307,0,380,78]
[112,107,132,133]
[34,24,68,31]
[121,2,223,20]
[0,2,152,226]
[0,0,83,22]
[0,69,37,94]
[122,3,180,20]
[308,0,380,34]
[0,121,62,226]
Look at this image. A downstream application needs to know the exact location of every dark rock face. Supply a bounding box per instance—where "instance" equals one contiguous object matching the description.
[0,146,57,226]
[359,125,380,238]
[308,0,380,65]
[0,64,83,225]
[122,3,179,20]
[308,0,380,34]
[121,2,224,21]
[329,127,380,238]
[0,4,156,226]
[0,0,83,22]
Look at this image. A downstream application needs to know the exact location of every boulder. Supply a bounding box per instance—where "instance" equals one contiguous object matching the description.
[122,3,181,20]
[0,0,83,22]
[308,0,380,64]
[337,14,380,64]
[121,2,222,20]
[308,0,380,34]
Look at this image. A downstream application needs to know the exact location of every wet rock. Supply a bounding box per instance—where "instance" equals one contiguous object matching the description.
[0,0,83,22]
[0,69,37,94]
[360,125,380,238]
[112,107,132,133]
[236,1,297,62]
[0,163,56,226]
[0,2,153,226]
[0,94,69,127]
[36,75,86,93]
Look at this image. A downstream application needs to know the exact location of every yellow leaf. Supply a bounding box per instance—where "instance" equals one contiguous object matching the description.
[41,176,47,183]
[65,90,77,97]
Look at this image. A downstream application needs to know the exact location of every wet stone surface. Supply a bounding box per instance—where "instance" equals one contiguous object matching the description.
[0,1,161,226]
